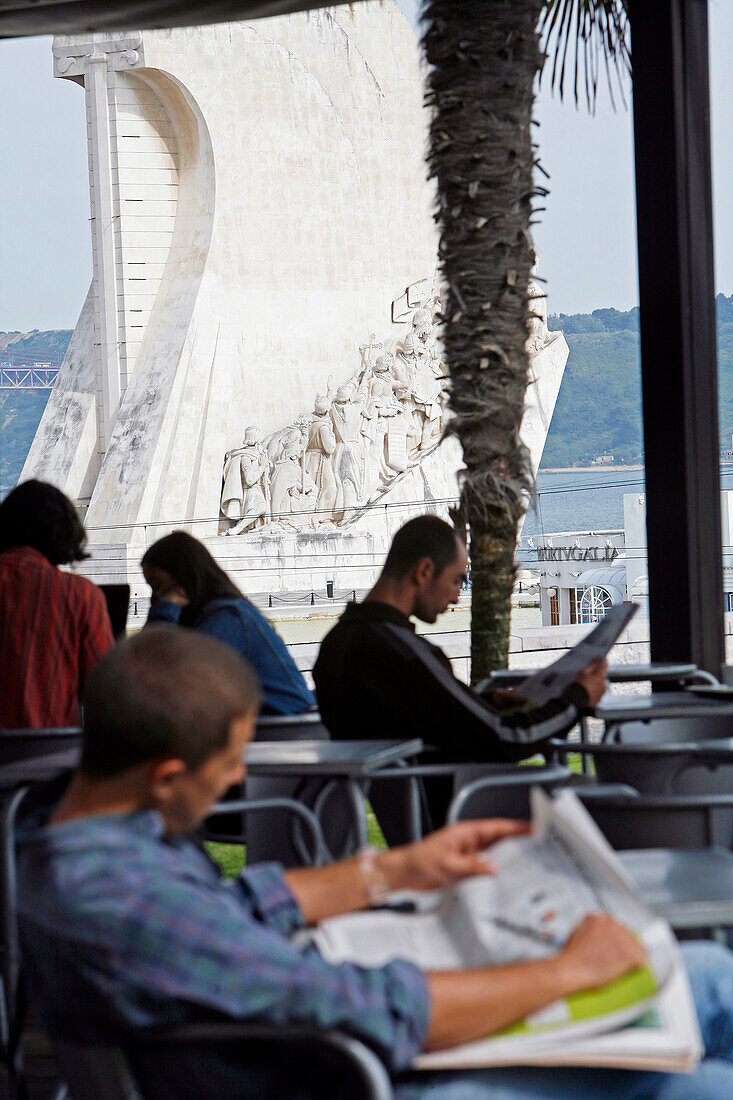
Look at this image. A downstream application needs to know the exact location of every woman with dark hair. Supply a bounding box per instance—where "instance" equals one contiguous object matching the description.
[0,480,114,728]
[141,531,314,715]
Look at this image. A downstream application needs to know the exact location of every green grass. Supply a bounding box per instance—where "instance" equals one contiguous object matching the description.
[206,841,246,879]
[367,808,387,849]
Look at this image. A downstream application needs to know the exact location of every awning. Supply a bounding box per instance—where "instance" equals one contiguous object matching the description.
[0,0,338,38]
[577,567,627,590]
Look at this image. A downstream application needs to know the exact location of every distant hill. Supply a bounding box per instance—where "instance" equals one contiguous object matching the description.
[0,391,53,491]
[0,329,71,491]
[543,294,733,466]
[0,328,72,363]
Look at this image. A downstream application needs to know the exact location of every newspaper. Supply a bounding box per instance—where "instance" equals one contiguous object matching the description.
[312,788,702,1071]
[511,602,638,706]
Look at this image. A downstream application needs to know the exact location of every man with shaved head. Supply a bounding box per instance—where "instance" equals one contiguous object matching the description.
[314,515,606,831]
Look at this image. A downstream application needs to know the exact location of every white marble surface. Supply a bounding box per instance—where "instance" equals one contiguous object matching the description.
[24,5,440,538]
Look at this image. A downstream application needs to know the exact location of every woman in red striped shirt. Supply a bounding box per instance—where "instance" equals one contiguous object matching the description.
[0,480,114,730]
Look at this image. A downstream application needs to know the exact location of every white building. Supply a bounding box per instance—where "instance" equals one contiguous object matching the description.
[534,489,733,628]
[533,531,626,627]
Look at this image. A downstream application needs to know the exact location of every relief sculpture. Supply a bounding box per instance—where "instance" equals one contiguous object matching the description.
[220,272,559,534]
[219,283,451,533]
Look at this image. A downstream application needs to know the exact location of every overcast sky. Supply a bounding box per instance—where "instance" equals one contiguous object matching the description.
[0,2,731,331]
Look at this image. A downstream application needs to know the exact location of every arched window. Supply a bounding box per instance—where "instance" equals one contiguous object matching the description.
[578,585,614,624]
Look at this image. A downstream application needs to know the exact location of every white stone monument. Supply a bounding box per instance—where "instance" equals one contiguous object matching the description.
[21,4,568,600]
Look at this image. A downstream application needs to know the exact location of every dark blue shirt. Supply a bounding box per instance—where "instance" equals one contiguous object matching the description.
[148,597,315,715]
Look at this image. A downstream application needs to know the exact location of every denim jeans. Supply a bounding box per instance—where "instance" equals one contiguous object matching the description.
[394,942,733,1099]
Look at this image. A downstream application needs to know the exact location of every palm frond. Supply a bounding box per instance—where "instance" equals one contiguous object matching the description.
[538,0,630,111]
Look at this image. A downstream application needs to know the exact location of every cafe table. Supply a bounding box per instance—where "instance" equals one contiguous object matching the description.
[244,739,423,851]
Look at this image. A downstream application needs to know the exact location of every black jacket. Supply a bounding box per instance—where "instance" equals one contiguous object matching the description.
[313,600,588,762]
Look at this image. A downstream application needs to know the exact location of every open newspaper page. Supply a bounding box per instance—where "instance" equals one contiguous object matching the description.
[311,789,701,1071]
[510,602,638,706]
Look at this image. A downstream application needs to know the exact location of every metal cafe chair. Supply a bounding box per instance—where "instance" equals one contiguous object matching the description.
[202,796,329,866]
[443,764,572,825]
[572,786,733,937]
[203,710,330,852]
[254,710,330,742]
[52,1022,394,1100]
[358,761,572,844]
[573,786,733,850]
[549,736,733,845]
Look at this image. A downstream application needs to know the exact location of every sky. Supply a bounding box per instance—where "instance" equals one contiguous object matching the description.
[0,2,731,331]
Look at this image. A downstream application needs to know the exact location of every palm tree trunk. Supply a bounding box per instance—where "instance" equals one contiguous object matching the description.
[423,0,544,680]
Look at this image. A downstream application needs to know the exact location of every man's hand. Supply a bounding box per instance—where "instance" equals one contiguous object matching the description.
[575,657,608,707]
[556,913,647,992]
[425,911,647,1051]
[381,819,530,892]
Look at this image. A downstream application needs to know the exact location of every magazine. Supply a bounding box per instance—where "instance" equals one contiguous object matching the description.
[311,789,702,1071]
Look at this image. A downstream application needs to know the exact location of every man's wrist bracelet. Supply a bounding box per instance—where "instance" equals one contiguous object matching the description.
[357,846,390,905]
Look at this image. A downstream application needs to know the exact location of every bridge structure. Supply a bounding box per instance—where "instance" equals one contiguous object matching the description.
[0,364,59,389]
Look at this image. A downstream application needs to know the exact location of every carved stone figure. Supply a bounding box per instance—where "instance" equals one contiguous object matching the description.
[399,322,442,450]
[527,279,550,353]
[270,435,317,524]
[265,427,293,466]
[223,426,271,534]
[363,379,411,484]
[331,383,369,520]
[219,270,567,534]
[304,395,338,521]
[526,255,557,354]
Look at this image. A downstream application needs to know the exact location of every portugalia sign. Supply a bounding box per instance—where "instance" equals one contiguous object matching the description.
[537,546,619,563]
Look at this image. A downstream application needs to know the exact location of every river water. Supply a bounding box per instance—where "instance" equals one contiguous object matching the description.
[522,467,646,540]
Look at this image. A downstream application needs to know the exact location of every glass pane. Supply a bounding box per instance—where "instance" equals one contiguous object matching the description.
[519,55,647,661]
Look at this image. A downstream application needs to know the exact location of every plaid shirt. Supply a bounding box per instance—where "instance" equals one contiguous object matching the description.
[0,546,114,728]
[17,806,429,1074]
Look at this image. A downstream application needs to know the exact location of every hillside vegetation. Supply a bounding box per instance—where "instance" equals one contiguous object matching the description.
[544,293,733,467]
[0,330,70,491]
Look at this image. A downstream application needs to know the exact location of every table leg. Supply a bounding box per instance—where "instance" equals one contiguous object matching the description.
[579,716,593,775]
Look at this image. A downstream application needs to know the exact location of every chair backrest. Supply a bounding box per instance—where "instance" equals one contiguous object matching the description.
[573,788,733,849]
[614,716,733,746]
[447,764,571,824]
[239,711,335,864]
[53,1025,394,1100]
[203,797,328,865]
[587,735,733,846]
[254,710,330,742]
[0,728,82,767]
[604,716,733,791]
[0,785,35,1089]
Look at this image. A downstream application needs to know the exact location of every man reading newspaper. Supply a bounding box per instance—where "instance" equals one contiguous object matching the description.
[314,515,610,834]
[17,628,733,1098]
